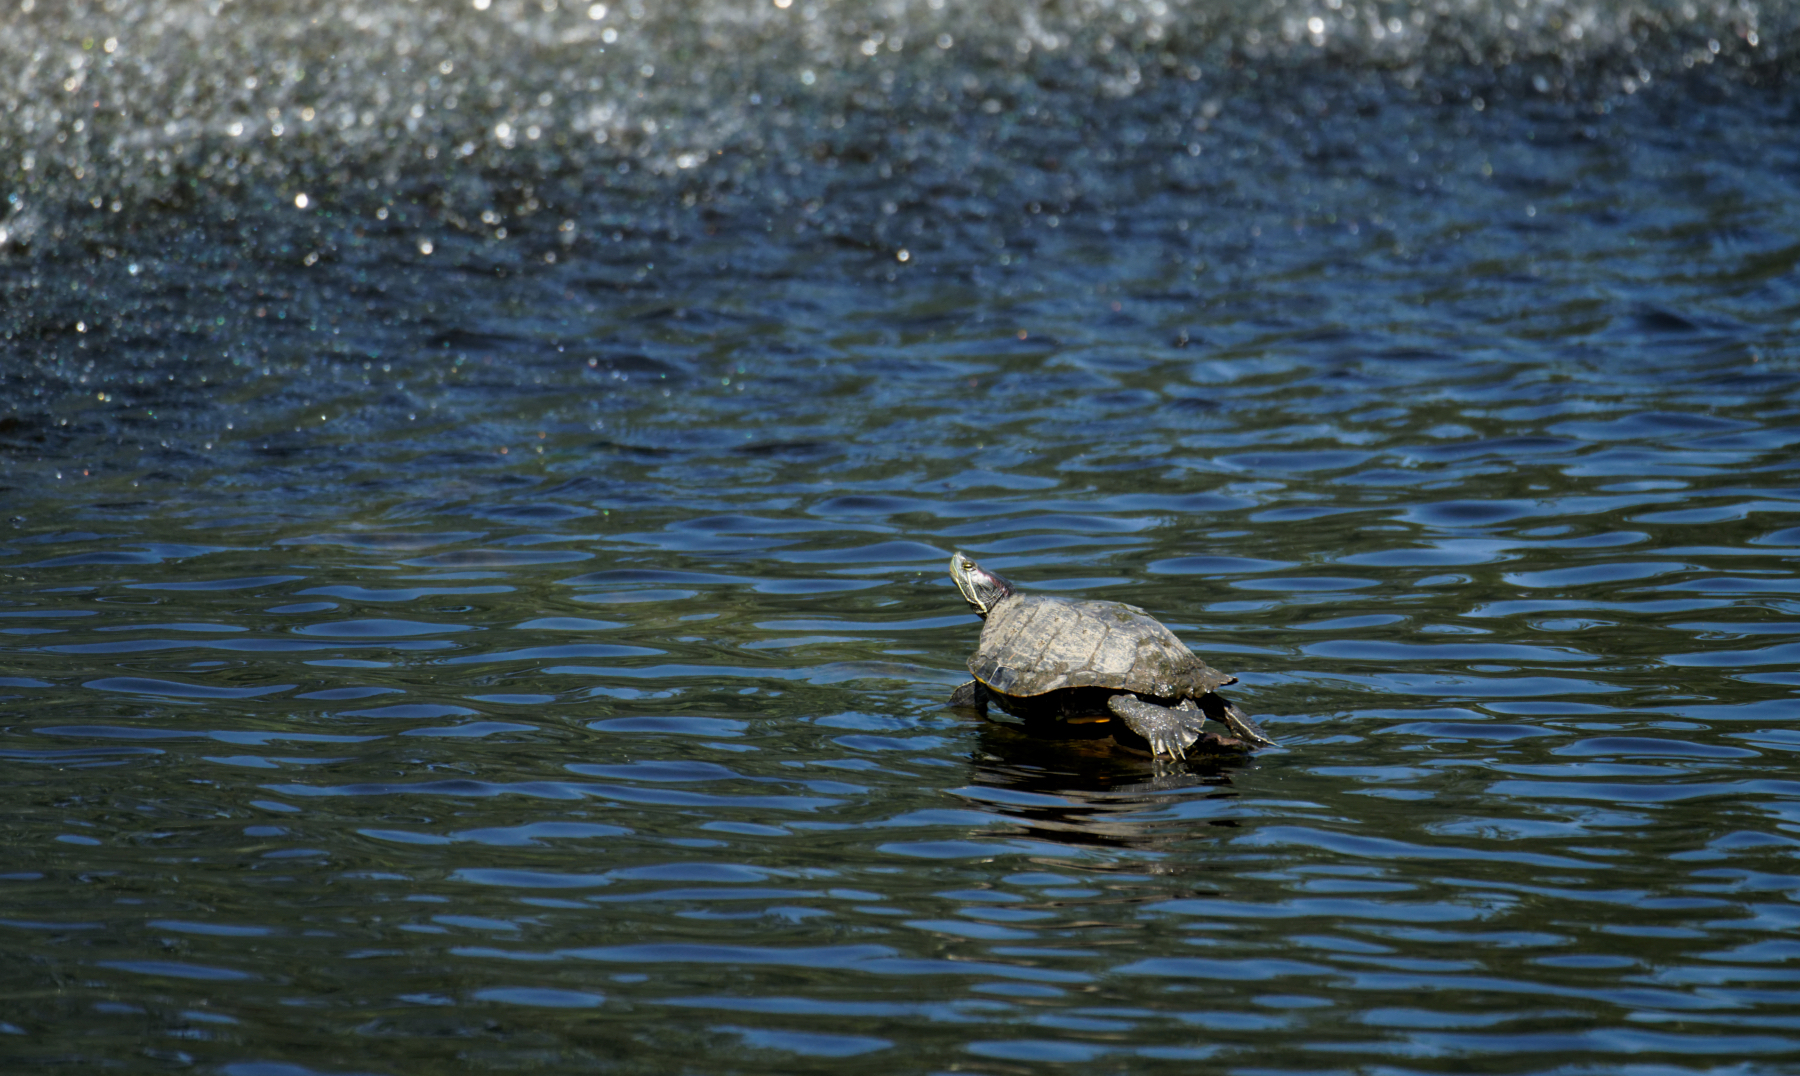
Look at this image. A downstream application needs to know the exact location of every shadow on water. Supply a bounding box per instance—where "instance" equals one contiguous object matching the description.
[964,718,1250,854]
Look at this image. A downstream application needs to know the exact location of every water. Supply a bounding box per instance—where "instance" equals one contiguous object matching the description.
[5,0,1800,1070]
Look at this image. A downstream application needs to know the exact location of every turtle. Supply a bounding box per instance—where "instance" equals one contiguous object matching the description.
[946,552,1274,758]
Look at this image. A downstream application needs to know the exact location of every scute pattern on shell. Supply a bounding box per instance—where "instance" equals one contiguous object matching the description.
[967,595,1234,700]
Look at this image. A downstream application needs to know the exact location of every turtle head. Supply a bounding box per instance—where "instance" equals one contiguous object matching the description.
[950,552,1014,618]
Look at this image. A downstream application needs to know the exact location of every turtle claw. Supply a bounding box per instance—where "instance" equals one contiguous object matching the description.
[1145,729,1188,760]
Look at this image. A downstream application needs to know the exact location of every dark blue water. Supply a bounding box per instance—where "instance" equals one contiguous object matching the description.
[4,0,1800,1071]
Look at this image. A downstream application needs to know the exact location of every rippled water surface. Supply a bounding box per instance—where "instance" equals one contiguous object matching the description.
[5,0,1800,1071]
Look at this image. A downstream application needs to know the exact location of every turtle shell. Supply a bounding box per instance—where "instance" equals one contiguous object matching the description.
[967,594,1234,701]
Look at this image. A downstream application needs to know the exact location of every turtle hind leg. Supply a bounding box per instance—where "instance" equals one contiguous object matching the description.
[1202,694,1274,744]
[1107,695,1205,760]
[1224,704,1275,747]
[1194,693,1275,747]
[948,680,989,713]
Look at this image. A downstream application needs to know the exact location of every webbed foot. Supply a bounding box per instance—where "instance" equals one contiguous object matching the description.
[1107,695,1207,759]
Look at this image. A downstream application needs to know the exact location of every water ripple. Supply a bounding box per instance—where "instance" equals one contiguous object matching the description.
[6,75,1800,1069]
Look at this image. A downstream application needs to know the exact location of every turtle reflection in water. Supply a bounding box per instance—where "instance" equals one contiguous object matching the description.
[947,553,1274,758]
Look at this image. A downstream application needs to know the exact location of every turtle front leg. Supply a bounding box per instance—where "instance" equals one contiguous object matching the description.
[1108,695,1206,759]
[947,680,989,713]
